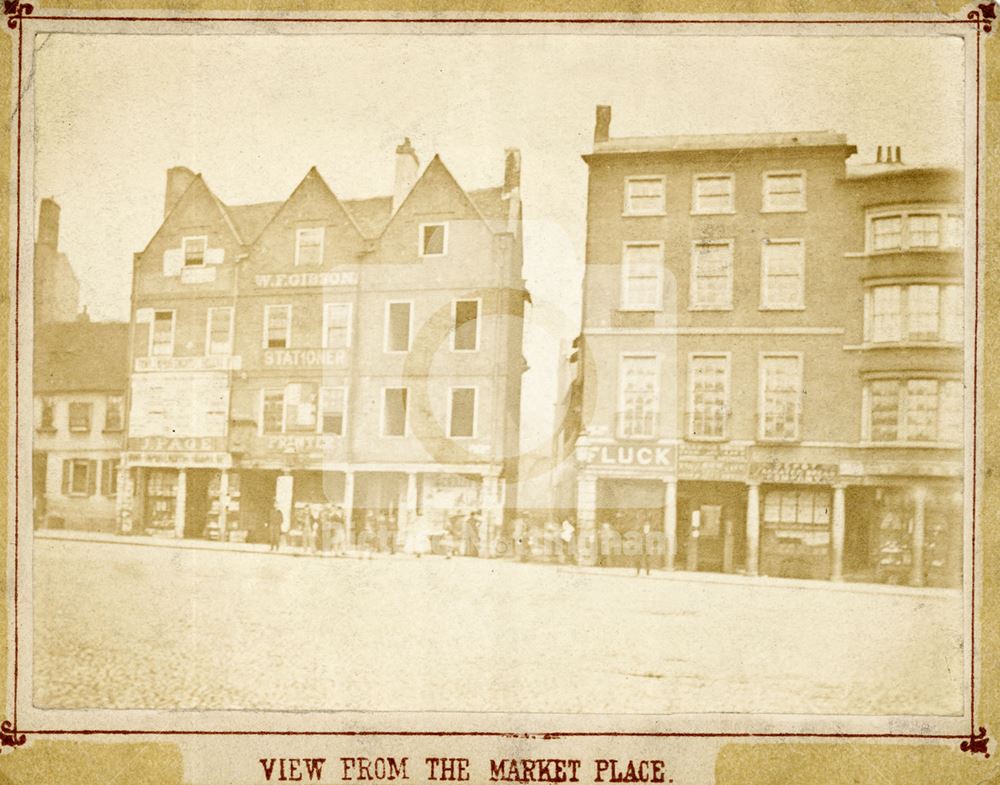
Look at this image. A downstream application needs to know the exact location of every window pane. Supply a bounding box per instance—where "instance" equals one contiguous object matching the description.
[320,388,346,435]
[944,214,963,248]
[942,286,963,343]
[908,214,940,248]
[764,174,804,210]
[626,178,664,214]
[324,303,351,349]
[384,388,408,436]
[905,380,938,442]
[695,176,733,212]
[207,308,232,355]
[183,237,206,266]
[105,396,123,430]
[939,381,963,443]
[266,306,290,349]
[69,402,91,431]
[762,356,800,440]
[71,461,89,494]
[422,224,445,255]
[284,383,318,432]
[763,241,803,308]
[690,356,727,438]
[692,242,732,308]
[907,285,940,338]
[41,398,55,429]
[387,302,411,351]
[869,380,900,442]
[450,388,476,437]
[871,286,901,342]
[296,228,323,265]
[620,355,658,438]
[454,300,479,351]
[623,244,661,309]
[152,311,174,355]
[872,216,902,251]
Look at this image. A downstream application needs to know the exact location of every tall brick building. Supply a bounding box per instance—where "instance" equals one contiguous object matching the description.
[573,106,964,586]
[119,142,526,550]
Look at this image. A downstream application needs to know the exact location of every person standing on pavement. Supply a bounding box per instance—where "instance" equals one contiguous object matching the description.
[635,520,653,576]
[560,517,576,564]
[268,503,283,552]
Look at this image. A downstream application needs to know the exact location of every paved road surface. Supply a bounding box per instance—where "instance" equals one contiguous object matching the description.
[32,538,964,715]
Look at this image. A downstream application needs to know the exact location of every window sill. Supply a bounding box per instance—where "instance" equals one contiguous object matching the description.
[36,427,57,435]
[861,441,961,449]
[759,305,806,312]
[685,435,729,443]
[68,428,92,435]
[690,209,736,216]
[450,348,480,354]
[760,207,807,214]
[419,252,447,259]
[616,306,663,313]
[756,437,801,445]
[621,211,667,218]
[616,433,658,441]
[102,428,124,435]
[863,247,962,256]
[688,305,733,312]
[863,340,962,349]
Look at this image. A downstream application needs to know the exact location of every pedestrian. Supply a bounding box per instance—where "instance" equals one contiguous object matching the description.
[560,517,576,564]
[320,503,334,555]
[635,520,653,576]
[331,503,347,556]
[359,511,376,558]
[307,504,321,555]
[268,503,283,552]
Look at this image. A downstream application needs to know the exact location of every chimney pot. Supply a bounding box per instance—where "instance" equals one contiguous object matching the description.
[392,138,420,213]
[503,148,521,195]
[594,105,612,144]
[876,146,883,163]
[895,146,902,164]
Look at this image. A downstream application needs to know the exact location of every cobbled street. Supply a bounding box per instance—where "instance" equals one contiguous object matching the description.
[33,538,964,715]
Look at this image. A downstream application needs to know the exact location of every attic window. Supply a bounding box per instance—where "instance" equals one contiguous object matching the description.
[183,236,207,267]
[295,227,324,266]
[420,223,447,257]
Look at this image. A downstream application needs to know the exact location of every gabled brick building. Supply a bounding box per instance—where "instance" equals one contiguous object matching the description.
[573,106,964,586]
[120,142,526,550]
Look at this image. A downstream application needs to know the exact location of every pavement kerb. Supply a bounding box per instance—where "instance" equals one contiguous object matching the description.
[33,528,959,600]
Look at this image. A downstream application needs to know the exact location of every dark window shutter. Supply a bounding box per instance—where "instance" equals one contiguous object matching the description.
[86,460,97,496]
[100,460,109,496]
[61,460,71,495]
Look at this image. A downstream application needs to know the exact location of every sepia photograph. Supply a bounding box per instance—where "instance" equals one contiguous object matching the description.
[24,26,972,727]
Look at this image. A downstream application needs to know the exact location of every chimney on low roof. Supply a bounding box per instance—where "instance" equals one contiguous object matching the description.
[392,137,420,213]
[37,197,60,248]
[594,105,612,144]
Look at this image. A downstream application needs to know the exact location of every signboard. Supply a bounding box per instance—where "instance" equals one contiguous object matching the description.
[678,443,748,482]
[134,355,242,372]
[129,373,230,439]
[749,461,839,485]
[254,271,358,289]
[258,434,341,453]
[129,436,227,452]
[864,461,962,478]
[124,451,231,469]
[576,443,676,470]
[263,348,348,368]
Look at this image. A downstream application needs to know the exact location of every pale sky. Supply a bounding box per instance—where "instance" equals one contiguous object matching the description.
[31,32,965,452]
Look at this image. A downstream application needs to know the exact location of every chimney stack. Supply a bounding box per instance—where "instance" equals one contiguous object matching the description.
[876,146,883,163]
[37,197,60,248]
[594,105,612,144]
[895,146,902,164]
[392,138,420,213]
[503,148,522,233]
[164,166,197,218]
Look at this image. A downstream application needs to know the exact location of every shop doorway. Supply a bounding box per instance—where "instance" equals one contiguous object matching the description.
[594,478,665,568]
[676,481,746,573]
[184,469,212,538]
[240,469,279,544]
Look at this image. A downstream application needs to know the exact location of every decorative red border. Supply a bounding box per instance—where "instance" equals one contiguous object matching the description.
[3,3,992,759]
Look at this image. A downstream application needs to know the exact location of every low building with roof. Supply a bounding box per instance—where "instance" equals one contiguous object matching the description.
[33,317,129,532]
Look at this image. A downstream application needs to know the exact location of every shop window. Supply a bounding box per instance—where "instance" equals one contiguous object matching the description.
[264,304,291,349]
[761,239,804,309]
[621,242,663,311]
[101,458,119,497]
[692,174,734,214]
[39,398,55,431]
[763,489,831,526]
[449,387,477,438]
[618,354,658,439]
[182,236,207,267]
[690,241,733,310]
[385,302,412,353]
[62,458,95,497]
[206,306,233,355]
[104,395,124,431]
[759,354,801,441]
[762,171,805,212]
[319,387,347,436]
[295,227,324,266]
[688,354,728,439]
[284,383,318,433]
[420,223,447,257]
[322,303,352,349]
[150,310,175,356]
[68,401,92,433]
[453,299,480,351]
[382,387,408,437]
[624,176,665,215]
